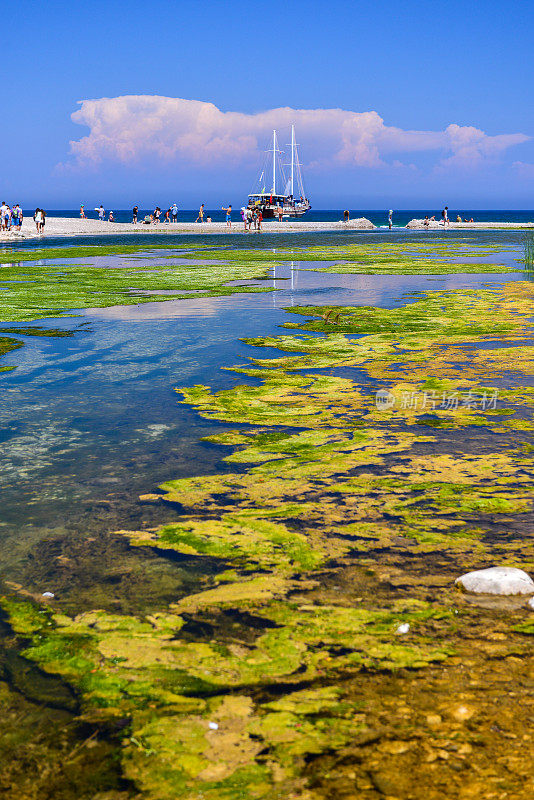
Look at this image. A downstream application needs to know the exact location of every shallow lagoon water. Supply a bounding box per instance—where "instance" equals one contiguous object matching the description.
[0,229,533,799]
[0,229,526,584]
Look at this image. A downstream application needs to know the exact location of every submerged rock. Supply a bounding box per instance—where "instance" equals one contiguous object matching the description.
[455,567,534,596]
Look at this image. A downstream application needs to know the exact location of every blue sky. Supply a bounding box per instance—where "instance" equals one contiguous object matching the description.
[3,0,533,208]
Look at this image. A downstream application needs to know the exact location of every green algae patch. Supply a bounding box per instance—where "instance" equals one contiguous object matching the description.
[0,242,204,264]
[179,240,514,275]
[2,592,458,799]
[0,259,274,324]
[123,513,325,571]
[0,335,23,370]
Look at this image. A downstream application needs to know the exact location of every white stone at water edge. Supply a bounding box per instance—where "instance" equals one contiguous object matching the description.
[527,597,534,611]
[455,567,534,596]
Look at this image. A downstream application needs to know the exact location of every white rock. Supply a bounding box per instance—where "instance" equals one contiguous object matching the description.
[350,217,375,229]
[396,623,410,634]
[42,591,55,598]
[526,597,534,611]
[455,567,534,596]
[208,722,219,730]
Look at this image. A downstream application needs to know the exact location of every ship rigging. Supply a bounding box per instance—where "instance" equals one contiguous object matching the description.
[247,125,311,218]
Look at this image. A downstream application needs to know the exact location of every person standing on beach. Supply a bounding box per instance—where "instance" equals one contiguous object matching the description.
[34,208,43,234]
[222,205,232,228]
[132,206,138,223]
[0,202,7,231]
[80,205,86,219]
[256,209,263,232]
[171,203,178,222]
[441,206,449,227]
[195,204,205,223]
[388,209,393,229]
[343,210,350,223]
[98,205,105,221]
[13,204,22,231]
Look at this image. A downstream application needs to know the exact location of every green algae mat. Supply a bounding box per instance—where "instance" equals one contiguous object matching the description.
[2,274,533,799]
[0,238,520,369]
[179,240,519,276]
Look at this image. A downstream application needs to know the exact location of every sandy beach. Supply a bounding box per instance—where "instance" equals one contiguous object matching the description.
[1,215,533,243]
[0,215,376,241]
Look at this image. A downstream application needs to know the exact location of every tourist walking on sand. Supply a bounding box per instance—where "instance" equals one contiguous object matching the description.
[0,201,8,231]
[246,207,253,231]
[241,207,247,231]
[222,205,232,228]
[34,208,44,234]
[388,210,393,229]
[171,203,178,222]
[195,204,205,223]
[132,206,139,223]
[80,204,86,219]
[12,203,22,231]
[441,206,449,227]
[12,204,22,231]
[97,205,105,221]
[343,210,350,223]
[256,209,263,232]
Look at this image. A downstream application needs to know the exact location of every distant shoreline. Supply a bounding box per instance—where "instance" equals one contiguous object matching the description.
[1,215,533,243]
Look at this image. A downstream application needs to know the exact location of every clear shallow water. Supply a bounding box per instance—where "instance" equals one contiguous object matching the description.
[0,229,527,588]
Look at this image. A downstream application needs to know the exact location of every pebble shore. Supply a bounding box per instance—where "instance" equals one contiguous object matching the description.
[0,216,375,242]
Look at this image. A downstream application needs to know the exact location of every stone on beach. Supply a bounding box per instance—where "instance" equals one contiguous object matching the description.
[455,567,534,595]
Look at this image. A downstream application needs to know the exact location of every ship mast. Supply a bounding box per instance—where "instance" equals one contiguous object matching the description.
[271,130,277,195]
[290,125,295,198]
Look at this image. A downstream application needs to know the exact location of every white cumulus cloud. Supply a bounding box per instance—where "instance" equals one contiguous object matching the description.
[66,95,529,171]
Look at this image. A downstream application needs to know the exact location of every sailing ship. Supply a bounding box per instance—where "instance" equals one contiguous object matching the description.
[247,125,311,219]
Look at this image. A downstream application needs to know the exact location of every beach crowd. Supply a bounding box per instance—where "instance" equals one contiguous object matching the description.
[80,203,270,231]
[1,202,48,234]
[79,203,267,230]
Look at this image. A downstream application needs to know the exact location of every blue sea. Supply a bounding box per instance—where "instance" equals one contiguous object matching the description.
[43,208,534,227]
